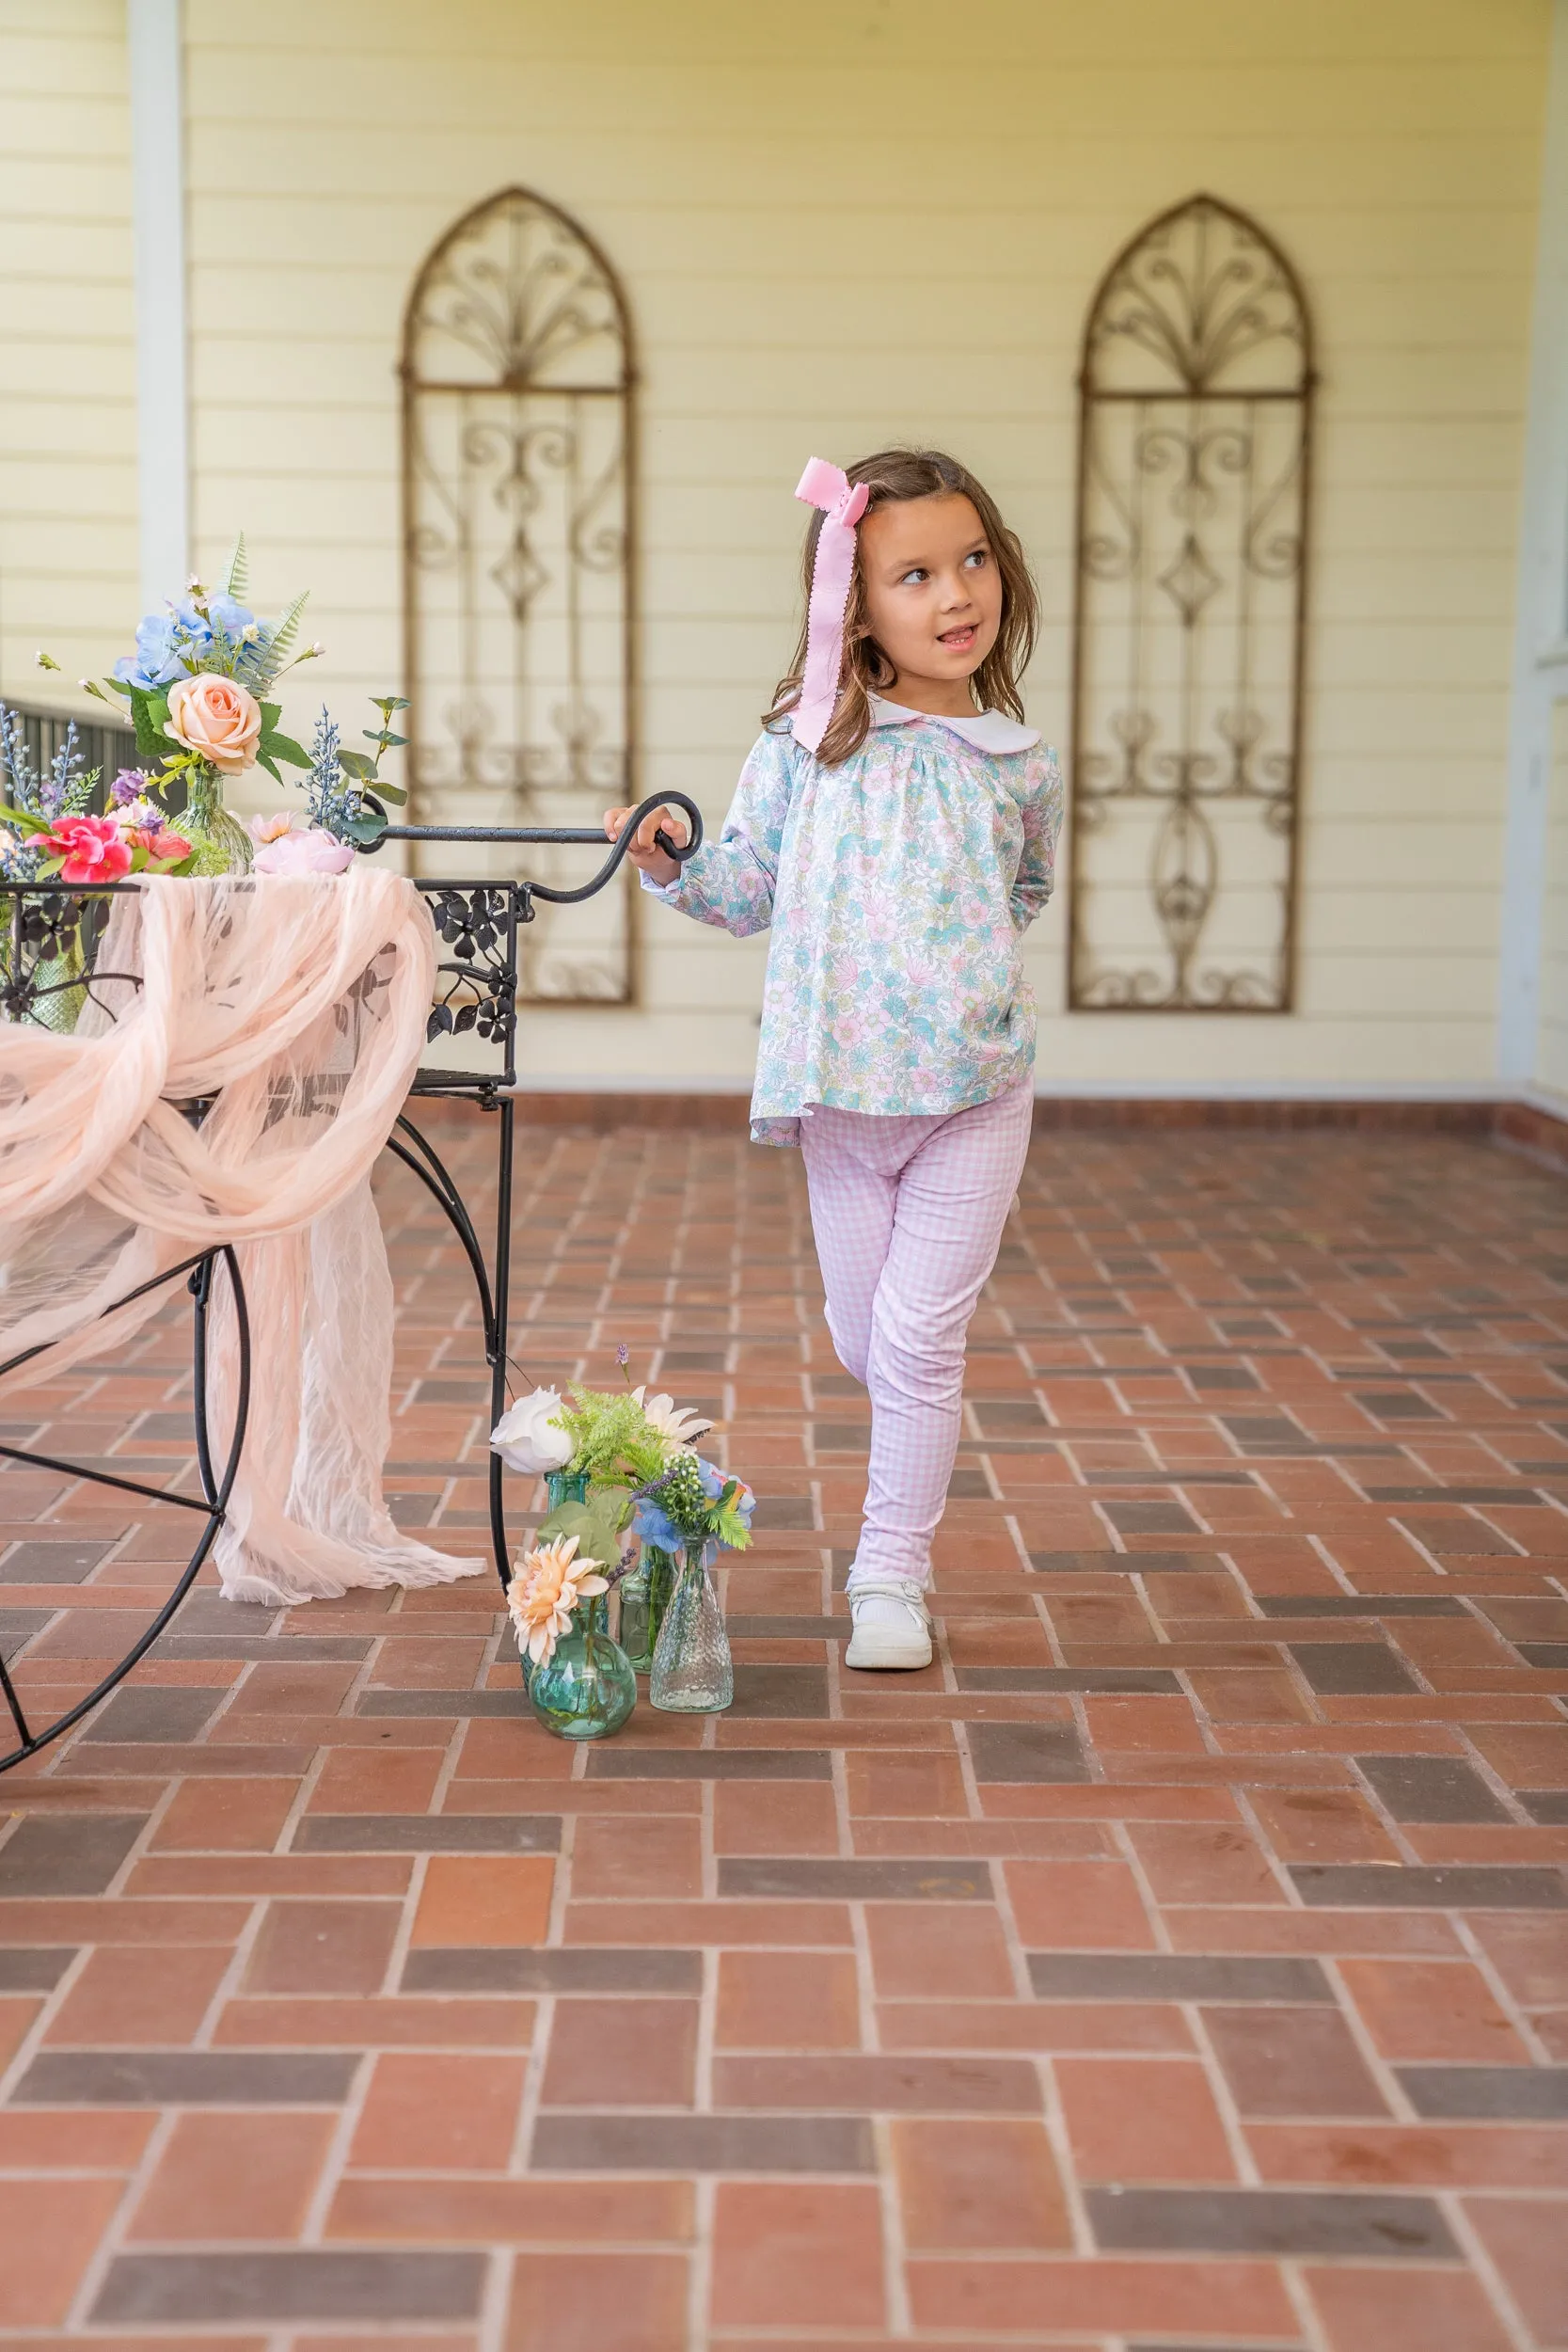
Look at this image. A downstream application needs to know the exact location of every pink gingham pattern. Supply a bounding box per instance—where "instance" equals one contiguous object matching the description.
[800,1078,1036,1588]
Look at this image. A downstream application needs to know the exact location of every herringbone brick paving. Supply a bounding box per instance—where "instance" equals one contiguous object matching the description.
[0,1117,1565,2348]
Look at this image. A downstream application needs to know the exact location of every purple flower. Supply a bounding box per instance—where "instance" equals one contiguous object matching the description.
[616,1343,630,1368]
[110,769,149,806]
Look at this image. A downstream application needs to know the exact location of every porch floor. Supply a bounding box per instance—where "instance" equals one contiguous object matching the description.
[1,1120,1566,2349]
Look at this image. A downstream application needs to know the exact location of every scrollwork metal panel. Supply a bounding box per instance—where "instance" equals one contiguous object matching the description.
[403,189,635,1003]
[1069,194,1314,1010]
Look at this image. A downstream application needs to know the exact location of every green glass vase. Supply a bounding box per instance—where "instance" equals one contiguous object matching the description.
[527,1621,637,1741]
[179,765,254,877]
[617,1544,677,1674]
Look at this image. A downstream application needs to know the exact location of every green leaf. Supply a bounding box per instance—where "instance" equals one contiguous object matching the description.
[336,748,375,780]
[260,731,310,770]
[127,684,170,764]
[102,676,133,699]
[0,802,50,835]
[260,702,281,731]
[260,589,309,679]
[254,749,283,787]
[344,808,388,845]
[370,779,406,804]
[531,1500,624,1577]
[224,532,248,601]
[371,695,410,713]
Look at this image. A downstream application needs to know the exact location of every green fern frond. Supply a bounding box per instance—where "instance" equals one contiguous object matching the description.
[223,532,248,601]
[251,589,310,690]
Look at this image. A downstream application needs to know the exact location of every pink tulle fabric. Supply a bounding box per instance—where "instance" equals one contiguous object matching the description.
[0,872,485,1605]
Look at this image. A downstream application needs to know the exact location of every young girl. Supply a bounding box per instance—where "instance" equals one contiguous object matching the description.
[605,448,1062,1669]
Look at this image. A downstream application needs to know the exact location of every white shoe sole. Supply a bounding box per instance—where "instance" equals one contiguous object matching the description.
[844,1628,933,1671]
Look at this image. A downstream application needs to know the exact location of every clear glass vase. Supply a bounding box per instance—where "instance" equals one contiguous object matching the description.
[526,1621,637,1741]
[649,1540,733,1713]
[518,1470,603,1692]
[180,765,255,877]
[617,1544,677,1675]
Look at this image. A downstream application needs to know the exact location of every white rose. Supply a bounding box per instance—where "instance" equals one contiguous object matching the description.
[491,1387,574,1475]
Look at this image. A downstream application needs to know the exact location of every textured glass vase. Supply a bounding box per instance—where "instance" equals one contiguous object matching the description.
[649,1540,733,1713]
[617,1544,676,1675]
[526,1622,637,1740]
[180,767,255,877]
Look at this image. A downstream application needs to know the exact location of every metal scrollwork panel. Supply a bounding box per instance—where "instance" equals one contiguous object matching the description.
[403,189,635,1004]
[1070,194,1314,1011]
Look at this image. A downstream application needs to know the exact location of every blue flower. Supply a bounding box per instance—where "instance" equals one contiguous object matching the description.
[631,1498,683,1554]
[112,597,255,691]
[697,1456,755,1530]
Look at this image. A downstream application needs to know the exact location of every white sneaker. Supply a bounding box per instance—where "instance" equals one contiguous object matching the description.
[844,1578,932,1671]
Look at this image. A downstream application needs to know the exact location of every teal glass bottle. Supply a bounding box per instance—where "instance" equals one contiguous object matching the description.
[526,1620,637,1741]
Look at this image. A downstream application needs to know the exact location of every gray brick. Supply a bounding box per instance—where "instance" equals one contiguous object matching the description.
[1028,1550,1220,1574]
[1289,1642,1419,1694]
[0,1814,146,1897]
[1357,1755,1511,1823]
[719,1857,990,1900]
[11,2050,360,2105]
[1399,2066,1568,2119]
[728,1664,830,1718]
[967,1720,1090,1783]
[1254,1593,1467,1617]
[532,2113,875,2173]
[1101,1500,1201,1535]
[0,1947,75,1991]
[404,1947,702,1995]
[91,2250,486,2326]
[293,1814,560,1853]
[586,1748,832,1781]
[958,1667,1181,1693]
[0,1539,113,1584]
[1086,2185,1456,2258]
[1028,1953,1332,2003]
[1291,1865,1567,1909]
[81,1687,226,1743]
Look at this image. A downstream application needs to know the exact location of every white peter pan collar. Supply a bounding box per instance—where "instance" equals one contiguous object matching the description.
[868,693,1039,754]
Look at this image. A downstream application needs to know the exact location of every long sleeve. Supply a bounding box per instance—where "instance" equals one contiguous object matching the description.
[1008,747,1065,931]
[641,729,797,939]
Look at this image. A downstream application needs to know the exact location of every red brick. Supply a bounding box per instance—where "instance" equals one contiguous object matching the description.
[1248,2122,1568,2189]
[151,1776,296,1850]
[542,1998,698,2106]
[1126,1820,1286,1904]
[243,1899,401,1994]
[1003,1859,1156,1948]
[410,1855,554,1947]
[865,1901,1016,1997]
[1249,1785,1402,1863]
[307,1746,445,1813]
[710,2184,885,2328]
[0,2110,154,2170]
[1338,1959,1530,2065]
[1055,2058,1238,2182]
[508,2251,689,2352]
[44,1944,230,2046]
[712,1779,839,1854]
[716,1949,861,2049]
[0,2179,125,2325]
[349,2053,527,2170]
[331,2178,691,2242]
[846,1749,970,1815]
[1305,2264,1515,2351]
[1464,2197,1568,2344]
[1467,1910,1568,2007]
[892,2117,1072,2248]
[906,2253,1297,2337]
[128,2111,335,2239]
[570,1815,704,1897]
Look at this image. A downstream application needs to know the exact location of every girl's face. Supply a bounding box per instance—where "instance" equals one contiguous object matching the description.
[856,492,1004,702]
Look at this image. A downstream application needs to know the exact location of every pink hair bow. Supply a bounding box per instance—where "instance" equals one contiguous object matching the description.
[793,456,869,756]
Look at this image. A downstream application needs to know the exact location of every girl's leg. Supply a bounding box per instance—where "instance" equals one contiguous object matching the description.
[853,1079,1035,1592]
[799,1109,901,1386]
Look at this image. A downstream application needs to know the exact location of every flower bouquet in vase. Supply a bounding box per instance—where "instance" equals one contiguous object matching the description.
[633,1452,754,1714]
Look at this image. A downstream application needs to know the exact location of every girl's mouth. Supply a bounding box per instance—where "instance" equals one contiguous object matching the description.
[938,625,976,651]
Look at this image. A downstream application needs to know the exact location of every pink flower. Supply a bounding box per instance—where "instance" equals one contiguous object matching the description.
[165,673,262,773]
[125,827,192,865]
[252,825,355,876]
[247,811,295,845]
[36,815,134,885]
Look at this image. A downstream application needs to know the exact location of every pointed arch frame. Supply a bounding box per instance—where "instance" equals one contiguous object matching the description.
[1069,192,1316,1012]
[400,185,639,1004]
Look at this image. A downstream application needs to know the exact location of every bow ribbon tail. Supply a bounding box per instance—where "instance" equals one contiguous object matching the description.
[792,458,869,758]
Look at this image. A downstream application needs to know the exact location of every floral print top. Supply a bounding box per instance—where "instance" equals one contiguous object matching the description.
[643,696,1064,1146]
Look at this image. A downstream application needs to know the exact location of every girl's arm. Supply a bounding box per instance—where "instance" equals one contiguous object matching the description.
[615,731,796,939]
[1009,747,1066,930]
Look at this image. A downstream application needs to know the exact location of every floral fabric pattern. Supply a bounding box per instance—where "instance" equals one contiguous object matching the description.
[644,707,1064,1146]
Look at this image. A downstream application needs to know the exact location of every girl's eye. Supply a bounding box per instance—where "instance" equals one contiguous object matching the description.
[898,566,928,586]
[963,549,988,570]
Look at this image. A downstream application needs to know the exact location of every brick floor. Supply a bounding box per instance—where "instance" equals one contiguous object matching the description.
[1,1117,1566,2346]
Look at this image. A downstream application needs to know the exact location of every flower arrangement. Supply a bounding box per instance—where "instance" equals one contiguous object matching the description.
[506,1534,610,1667]
[0,707,192,885]
[28,535,410,876]
[491,1360,751,1673]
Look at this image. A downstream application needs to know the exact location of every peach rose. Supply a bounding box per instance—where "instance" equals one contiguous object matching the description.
[165,673,262,773]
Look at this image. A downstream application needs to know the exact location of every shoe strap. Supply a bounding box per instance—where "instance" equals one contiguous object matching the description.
[849,1578,930,1615]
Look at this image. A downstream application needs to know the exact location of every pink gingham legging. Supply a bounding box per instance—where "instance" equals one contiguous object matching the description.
[800,1079,1035,1589]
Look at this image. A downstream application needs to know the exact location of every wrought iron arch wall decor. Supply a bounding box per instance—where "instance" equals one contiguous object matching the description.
[1069,193,1314,1011]
[402,186,637,1002]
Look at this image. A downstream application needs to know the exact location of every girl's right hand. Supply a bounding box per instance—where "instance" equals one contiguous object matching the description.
[604,804,689,886]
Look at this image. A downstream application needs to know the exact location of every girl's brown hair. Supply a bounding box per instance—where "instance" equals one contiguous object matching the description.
[765,447,1038,768]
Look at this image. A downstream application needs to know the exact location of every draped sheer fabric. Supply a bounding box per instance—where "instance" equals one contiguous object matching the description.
[0,872,485,1604]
